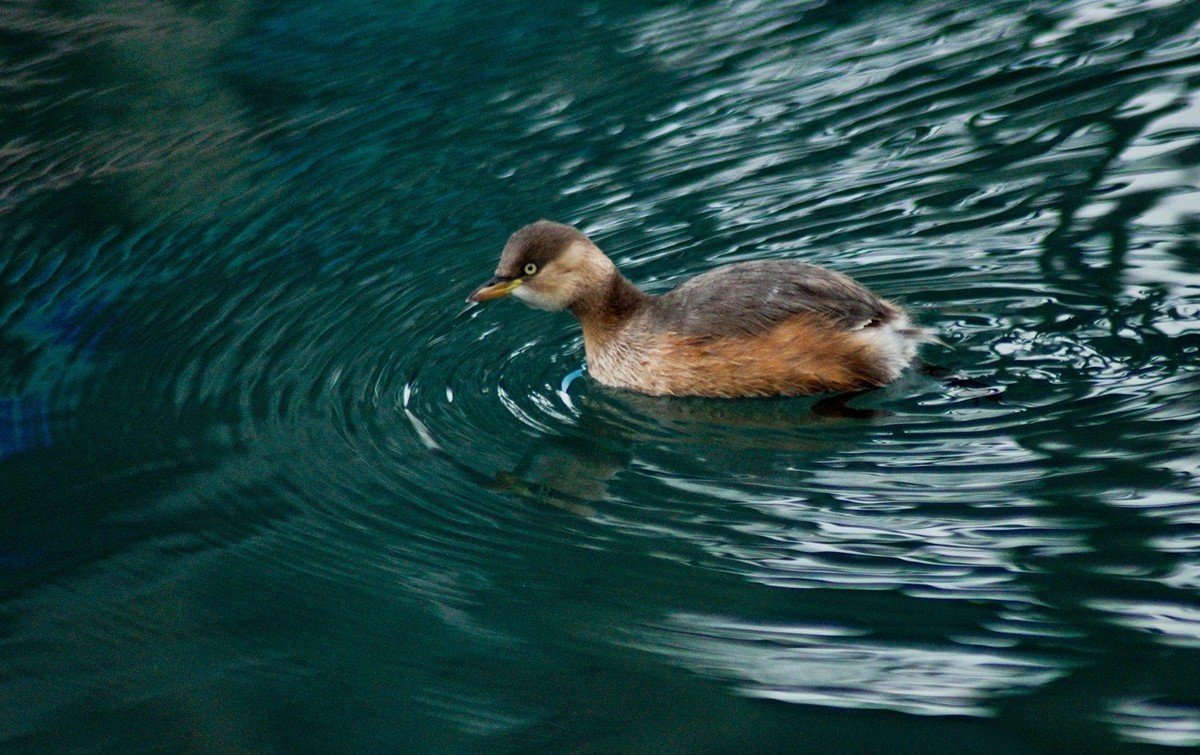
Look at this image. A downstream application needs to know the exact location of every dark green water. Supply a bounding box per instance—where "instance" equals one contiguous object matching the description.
[3,0,1200,751]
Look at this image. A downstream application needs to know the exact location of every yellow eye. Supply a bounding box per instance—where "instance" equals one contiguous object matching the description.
[523,263,538,276]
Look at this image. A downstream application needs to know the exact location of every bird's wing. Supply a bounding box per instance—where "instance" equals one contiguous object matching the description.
[652,260,897,339]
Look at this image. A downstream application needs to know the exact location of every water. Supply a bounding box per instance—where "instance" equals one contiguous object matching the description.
[2,0,1200,751]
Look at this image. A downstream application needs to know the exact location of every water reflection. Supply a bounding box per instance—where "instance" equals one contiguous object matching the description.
[3,0,1200,750]
[1105,698,1200,749]
[633,614,1068,717]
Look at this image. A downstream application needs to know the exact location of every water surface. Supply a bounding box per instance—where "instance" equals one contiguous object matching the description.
[3,0,1200,751]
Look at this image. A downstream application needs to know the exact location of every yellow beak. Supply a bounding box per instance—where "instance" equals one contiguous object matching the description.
[467,276,522,303]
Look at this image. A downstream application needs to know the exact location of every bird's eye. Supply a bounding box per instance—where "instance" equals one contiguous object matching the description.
[523,263,538,276]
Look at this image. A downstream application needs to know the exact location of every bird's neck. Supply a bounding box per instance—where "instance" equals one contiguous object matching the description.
[570,271,650,347]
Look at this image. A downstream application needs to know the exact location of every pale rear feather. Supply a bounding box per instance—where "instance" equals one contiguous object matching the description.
[849,310,931,383]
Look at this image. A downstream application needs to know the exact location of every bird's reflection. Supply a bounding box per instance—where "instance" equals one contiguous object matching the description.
[487,361,1002,516]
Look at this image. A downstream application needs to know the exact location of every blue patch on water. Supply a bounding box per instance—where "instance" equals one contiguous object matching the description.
[558,366,586,395]
[35,294,110,351]
[0,543,50,571]
[0,293,115,459]
[555,366,587,413]
[0,395,52,460]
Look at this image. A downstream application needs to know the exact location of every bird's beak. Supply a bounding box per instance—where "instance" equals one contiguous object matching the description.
[467,275,522,303]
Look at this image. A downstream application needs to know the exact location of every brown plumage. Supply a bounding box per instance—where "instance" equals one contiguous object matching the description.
[468,220,932,398]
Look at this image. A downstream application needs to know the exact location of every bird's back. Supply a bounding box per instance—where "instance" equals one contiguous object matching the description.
[650,259,899,340]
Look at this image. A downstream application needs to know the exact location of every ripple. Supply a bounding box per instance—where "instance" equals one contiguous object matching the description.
[630,613,1070,717]
[5,0,1200,750]
[1106,698,1200,749]
[1092,599,1200,649]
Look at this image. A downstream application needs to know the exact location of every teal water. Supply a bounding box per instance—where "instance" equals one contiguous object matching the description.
[3,0,1200,751]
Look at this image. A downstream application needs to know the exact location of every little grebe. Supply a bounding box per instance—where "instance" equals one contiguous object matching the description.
[468,221,932,398]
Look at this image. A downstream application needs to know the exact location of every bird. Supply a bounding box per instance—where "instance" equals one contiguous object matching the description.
[467,220,932,398]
